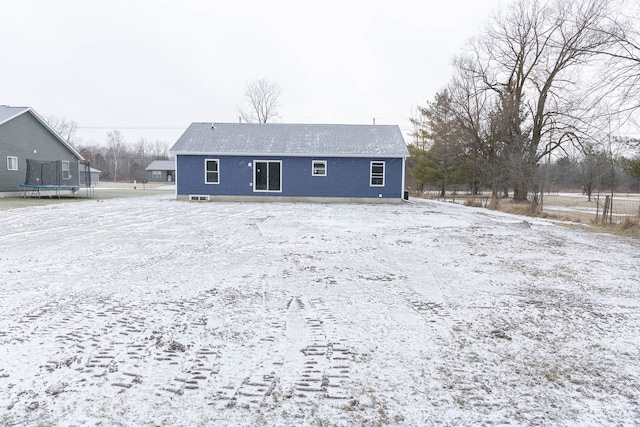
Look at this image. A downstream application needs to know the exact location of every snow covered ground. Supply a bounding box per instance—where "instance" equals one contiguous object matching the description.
[0,196,638,426]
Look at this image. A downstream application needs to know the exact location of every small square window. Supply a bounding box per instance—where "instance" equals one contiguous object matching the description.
[312,160,327,176]
[7,156,18,171]
[152,170,161,179]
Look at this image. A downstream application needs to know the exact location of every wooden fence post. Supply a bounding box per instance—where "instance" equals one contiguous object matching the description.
[602,195,610,223]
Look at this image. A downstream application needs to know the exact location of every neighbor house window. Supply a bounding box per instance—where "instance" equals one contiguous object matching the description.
[370,161,385,186]
[152,170,161,179]
[7,156,18,171]
[312,160,327,176]
[205,159,219,184]
[61,161,70,179]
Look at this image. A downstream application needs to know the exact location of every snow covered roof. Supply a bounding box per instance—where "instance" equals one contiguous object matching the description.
[145,160,175,171]
[0,105,84,160]
[170,123,409,158]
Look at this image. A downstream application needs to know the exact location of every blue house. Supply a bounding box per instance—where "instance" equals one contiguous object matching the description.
[170,123,409,203]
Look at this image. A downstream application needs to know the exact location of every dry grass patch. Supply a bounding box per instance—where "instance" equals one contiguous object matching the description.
[478,195,640,239]
[586,217,640,239]
[489,200,549,218]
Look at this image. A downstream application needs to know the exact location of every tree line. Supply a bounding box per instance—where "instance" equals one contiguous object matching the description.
[79,130,171,182]
[45,117,172,182]
[409,0,640,206]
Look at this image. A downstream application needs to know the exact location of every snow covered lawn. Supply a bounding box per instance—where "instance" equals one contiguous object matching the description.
[1,196,638,426]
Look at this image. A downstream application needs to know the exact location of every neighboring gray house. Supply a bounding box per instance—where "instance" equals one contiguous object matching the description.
[80,166,101,185]
[0,105,85,194]
[145,159,175,183]
[170,123,409,203]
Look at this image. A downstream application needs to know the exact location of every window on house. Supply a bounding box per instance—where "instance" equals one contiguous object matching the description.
[370,161,385,186]
[152,170,161,179]
[254,160,281,192]
[312,160,327,176]
[7,156,18,171]
[61,161,70,179]
[205,159,219,184]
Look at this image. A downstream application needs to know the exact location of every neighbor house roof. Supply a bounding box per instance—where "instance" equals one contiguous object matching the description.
[0,105,84,160]
[145,160,175,171]
[0,106,30,125]
[170,123,409,158]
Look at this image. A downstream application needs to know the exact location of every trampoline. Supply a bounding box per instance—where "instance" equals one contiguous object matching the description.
[20,159,94,198]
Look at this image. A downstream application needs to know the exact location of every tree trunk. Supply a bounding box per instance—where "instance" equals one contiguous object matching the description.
[512,160,538,202]
[512,181,528,202]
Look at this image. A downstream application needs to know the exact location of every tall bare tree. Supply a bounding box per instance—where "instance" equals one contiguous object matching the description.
[451,57,509,201]
[238,78,281,123]
[591,1,640,127]
[457,0,622,202]
[106,130,126,182]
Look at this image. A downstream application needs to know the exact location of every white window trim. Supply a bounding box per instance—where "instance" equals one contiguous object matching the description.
[370,161,385,187]
[204,158,220,184]
[152,170,162,178]
[253,160,282,193]
[312,160,327,176]
[7,156,18,171]
[61,160,70,180]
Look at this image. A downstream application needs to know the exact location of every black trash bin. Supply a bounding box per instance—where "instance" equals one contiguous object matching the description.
[403,191,409,200]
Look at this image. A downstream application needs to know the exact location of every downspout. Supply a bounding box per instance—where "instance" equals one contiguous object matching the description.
[402,156,407,201]
[174,156,178,198]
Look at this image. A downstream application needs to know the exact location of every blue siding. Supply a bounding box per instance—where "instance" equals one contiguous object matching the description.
[177,155,405,199]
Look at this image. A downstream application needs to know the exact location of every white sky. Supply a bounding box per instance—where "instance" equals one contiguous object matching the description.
[2,0,505,146]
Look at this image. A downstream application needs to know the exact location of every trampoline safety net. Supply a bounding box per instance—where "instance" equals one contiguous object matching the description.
[24,159,92,187]
[25,159,62,186]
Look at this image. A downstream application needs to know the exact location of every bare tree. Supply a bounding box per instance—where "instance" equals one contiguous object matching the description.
[134,138,148,160]
[45,116,78,145]
[237,78,281,123]
[153,140,170,159]
[106,130,126,182]
[450,58,509,201]
[591,1,640,127]
[457,0,622,202]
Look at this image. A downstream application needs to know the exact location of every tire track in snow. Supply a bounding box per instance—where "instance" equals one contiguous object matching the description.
[0,285,237,420]
[207,289,288,410]
[286,296,355,403]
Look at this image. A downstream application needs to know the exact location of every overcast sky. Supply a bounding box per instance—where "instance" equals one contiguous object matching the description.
[2,0,505,147]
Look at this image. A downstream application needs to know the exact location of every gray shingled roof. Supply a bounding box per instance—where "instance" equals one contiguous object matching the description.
[145,160,175,171]
[0,105,84,160]
[0,106,30,125]
[170,123,409,157]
